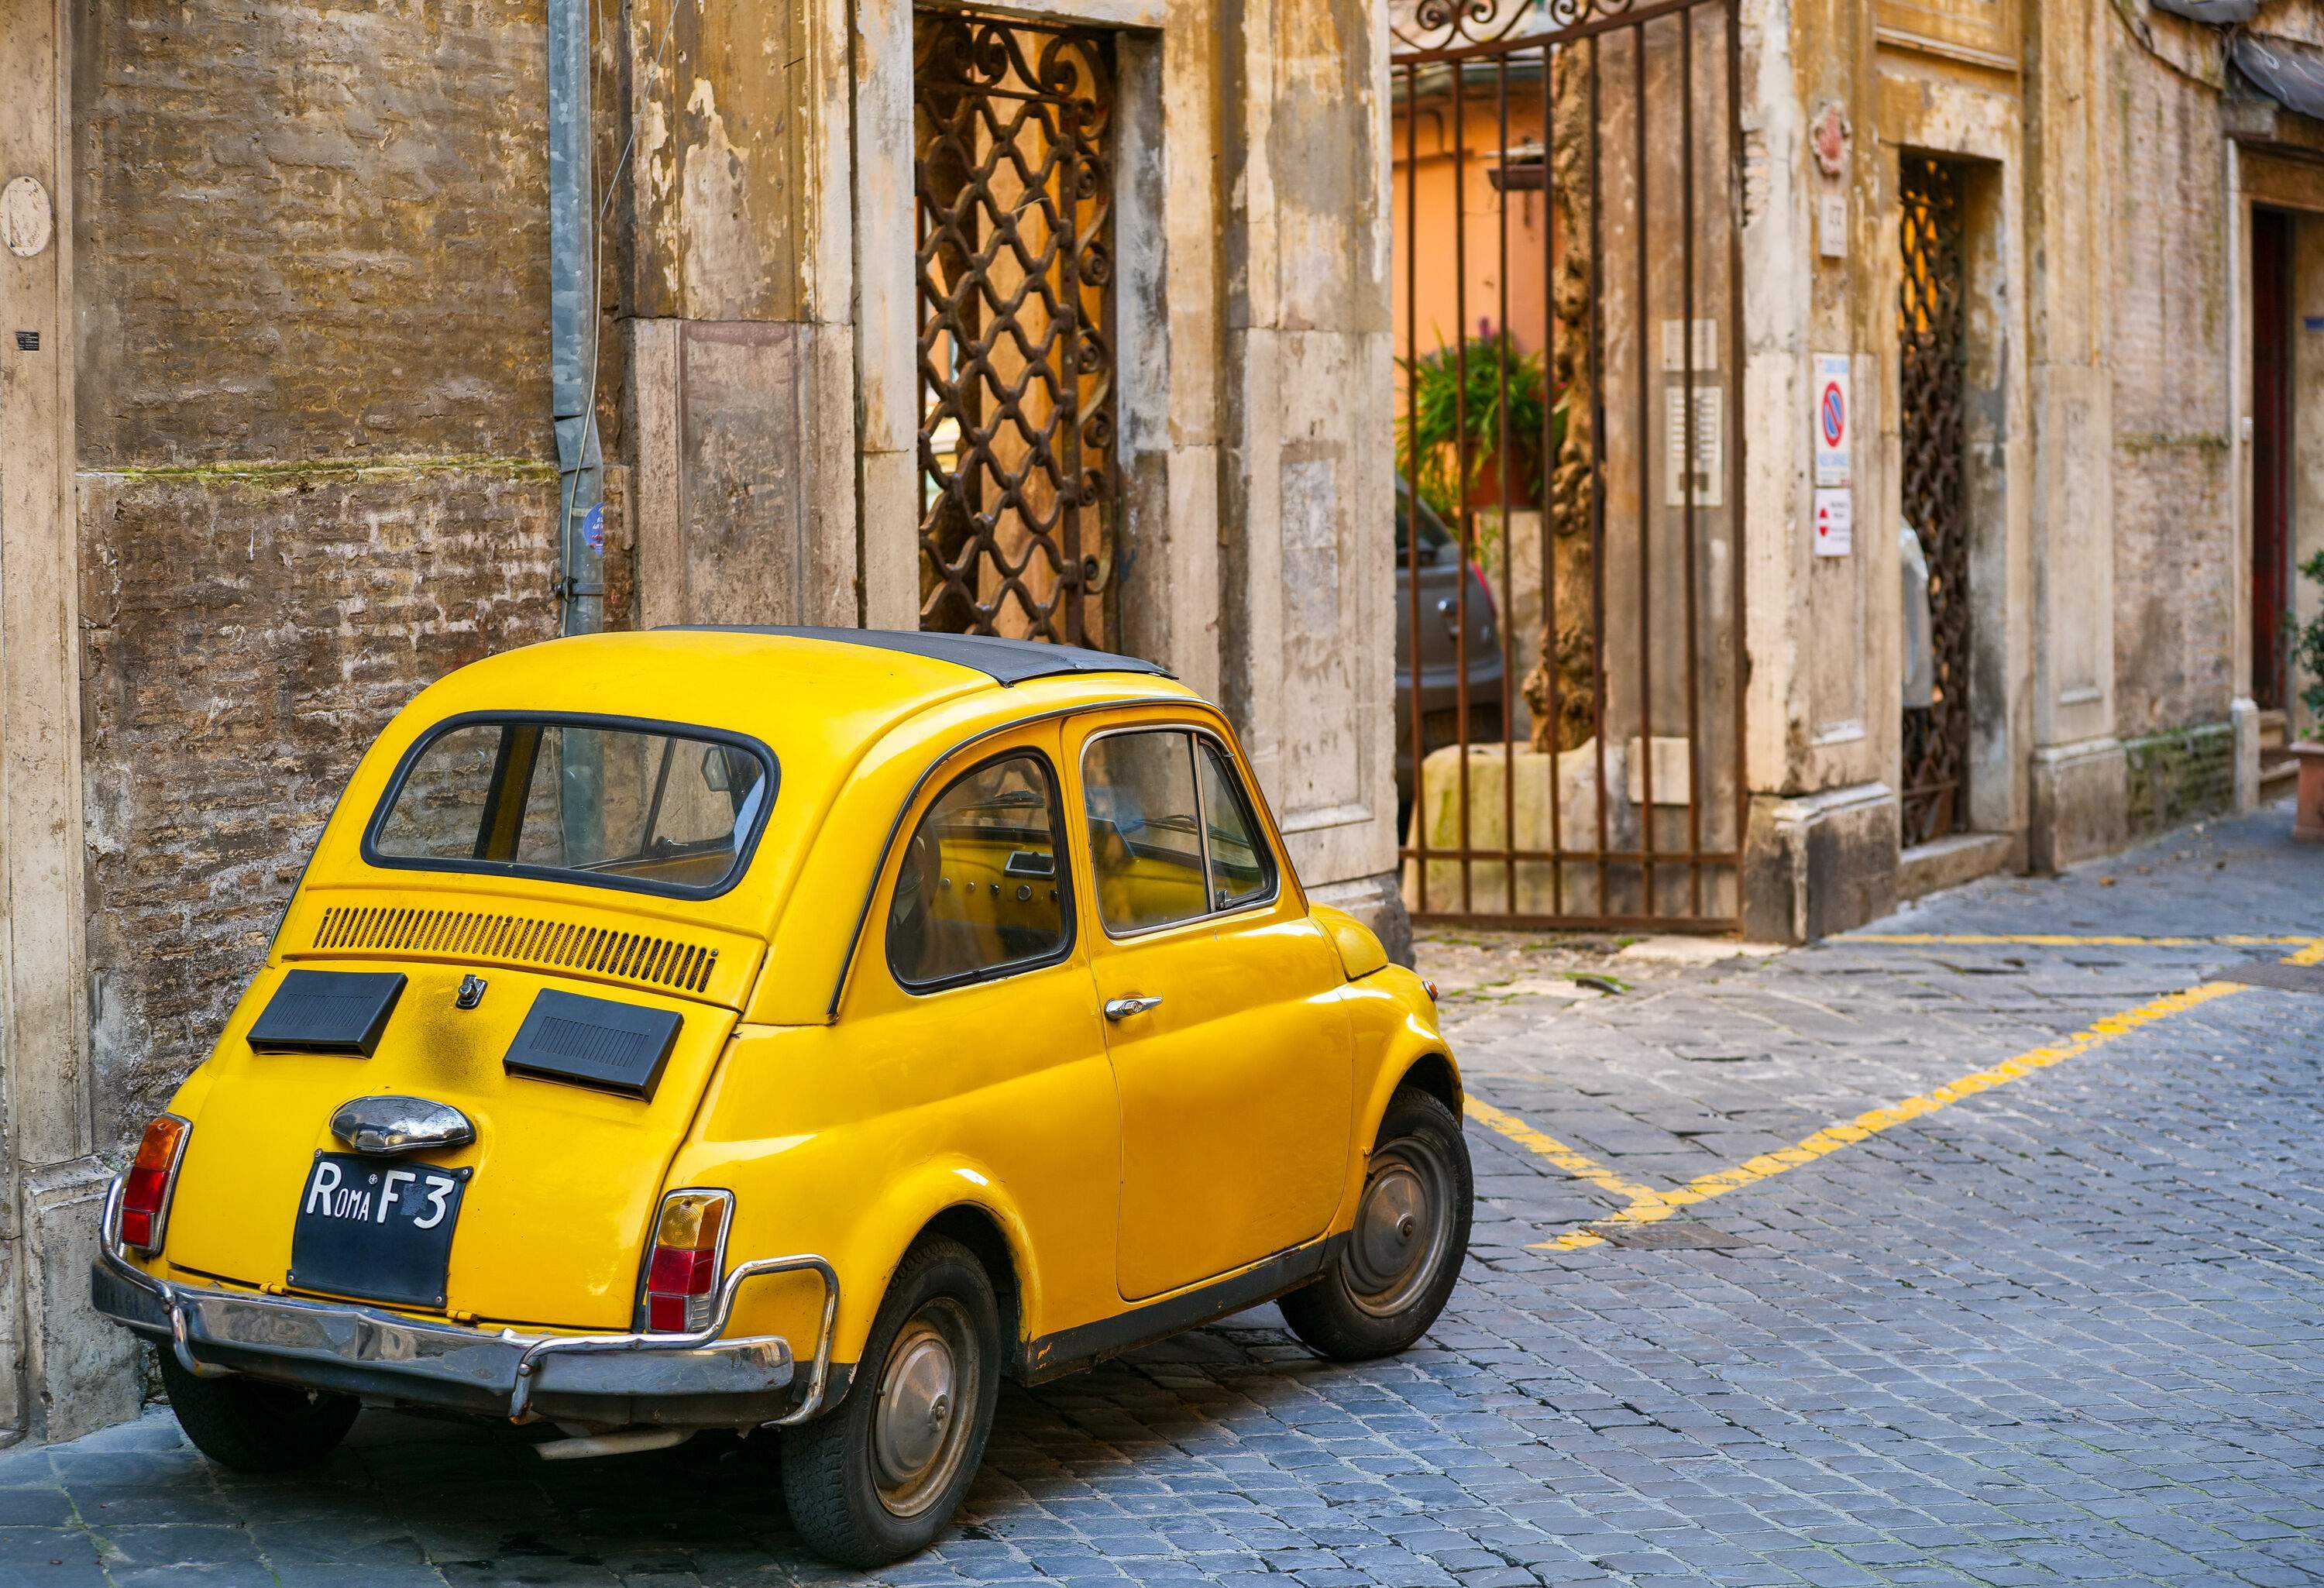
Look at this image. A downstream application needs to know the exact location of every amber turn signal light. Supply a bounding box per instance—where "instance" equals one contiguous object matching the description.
[120,1114,191,1256]
[644,1189,731,1334]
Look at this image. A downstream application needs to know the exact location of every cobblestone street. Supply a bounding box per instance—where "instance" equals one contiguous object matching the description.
[8,808,2323,1587]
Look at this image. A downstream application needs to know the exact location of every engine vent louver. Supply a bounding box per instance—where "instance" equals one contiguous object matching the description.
[310,906,721,996]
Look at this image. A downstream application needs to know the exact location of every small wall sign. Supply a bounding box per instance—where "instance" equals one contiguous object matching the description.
[1813,487,1852,558]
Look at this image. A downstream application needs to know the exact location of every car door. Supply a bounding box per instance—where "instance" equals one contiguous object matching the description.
[1067,713,1354,1302]
[837,723,1122,1330]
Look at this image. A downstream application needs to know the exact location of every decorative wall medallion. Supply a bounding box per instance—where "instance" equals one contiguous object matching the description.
[1,177,53,259]
[1810,105,1851,180]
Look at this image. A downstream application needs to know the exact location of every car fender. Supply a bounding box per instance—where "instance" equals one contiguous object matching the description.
[812,1153,1047,1371]
[1334,967,1463,1228]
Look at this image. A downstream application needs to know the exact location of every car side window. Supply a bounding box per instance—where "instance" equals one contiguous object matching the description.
[886,753,1071,991]
[1083,731,1209,934]
[1198,742,1276,910]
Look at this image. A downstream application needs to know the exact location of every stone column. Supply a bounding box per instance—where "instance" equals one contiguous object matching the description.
[1212,0,1408,959]
[623,0,862,631]
[1737,0,1903,940]
[2020,0,2126,868]
[0,0,140,1442]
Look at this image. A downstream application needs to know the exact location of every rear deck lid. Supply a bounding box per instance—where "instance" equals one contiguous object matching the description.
[165,957,735,1331]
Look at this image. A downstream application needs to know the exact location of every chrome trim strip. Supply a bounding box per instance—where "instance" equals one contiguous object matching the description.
[95,1177,839,1426]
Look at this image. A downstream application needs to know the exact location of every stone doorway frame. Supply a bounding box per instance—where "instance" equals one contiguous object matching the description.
[1874,91,2033,895]
[0,0,142,1444]
[851,0,1219,694]
[2233,151,2324,772]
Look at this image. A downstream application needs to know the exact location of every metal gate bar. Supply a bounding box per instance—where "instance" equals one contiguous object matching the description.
[1392,0,1745,931]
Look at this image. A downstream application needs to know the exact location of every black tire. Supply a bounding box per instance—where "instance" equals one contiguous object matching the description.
[157,1350,360,1473]
[1281,1084,1473,1361]
[781,1235,1002,1569]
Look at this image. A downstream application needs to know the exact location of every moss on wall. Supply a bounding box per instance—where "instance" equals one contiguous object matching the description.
[2122,720,2236,837]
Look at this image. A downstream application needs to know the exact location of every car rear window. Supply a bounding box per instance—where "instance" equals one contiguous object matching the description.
[365,715,777,899]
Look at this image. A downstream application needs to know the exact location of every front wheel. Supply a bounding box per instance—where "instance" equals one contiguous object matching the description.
[158,1351,360,1473]
[1281,1084,1473,1360]
[781,1235,1002,1568]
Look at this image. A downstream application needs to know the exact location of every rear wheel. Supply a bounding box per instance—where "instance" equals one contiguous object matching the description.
[781,1236,1002,1568]
[1281,1084,1472,1360]
[158,1351,360,1473]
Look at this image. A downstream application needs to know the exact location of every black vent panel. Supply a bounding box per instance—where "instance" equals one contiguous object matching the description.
[503,989,682,1099]
[248,970,407,1057]
[311,906,720,996]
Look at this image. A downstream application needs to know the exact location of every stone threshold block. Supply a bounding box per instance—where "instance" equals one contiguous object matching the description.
[1743,782,1899,944]
[2030,735,2129,872]
[1402,737,1735,923]
[1898,830,2015,902]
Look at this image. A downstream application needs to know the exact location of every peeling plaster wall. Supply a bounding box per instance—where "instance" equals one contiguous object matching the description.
[627,0,808,324]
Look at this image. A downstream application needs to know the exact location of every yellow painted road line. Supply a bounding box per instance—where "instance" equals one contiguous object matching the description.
[1849,933,2320,949]
[1471,978,2253,1252]
[1463,1098,1663,1249]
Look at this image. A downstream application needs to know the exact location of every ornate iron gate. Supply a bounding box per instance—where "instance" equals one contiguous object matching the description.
[1393,0,1746,930]
[1898,156,1968,845]
[914,12,1118,646]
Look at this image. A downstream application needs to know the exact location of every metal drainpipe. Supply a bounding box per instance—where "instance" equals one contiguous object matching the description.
[548,0,602,638]
[548,0,603,847]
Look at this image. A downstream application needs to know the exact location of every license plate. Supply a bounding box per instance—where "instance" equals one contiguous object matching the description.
[289,1153,470,1310]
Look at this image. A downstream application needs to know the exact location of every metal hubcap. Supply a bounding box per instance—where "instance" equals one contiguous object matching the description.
[1343,1134,1456,1317]
[871,1298,978,1518]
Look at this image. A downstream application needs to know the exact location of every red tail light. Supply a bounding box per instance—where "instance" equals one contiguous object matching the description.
[120,1115,190,1255]
[1470,560,1498,625]
[643,1189,731,1334]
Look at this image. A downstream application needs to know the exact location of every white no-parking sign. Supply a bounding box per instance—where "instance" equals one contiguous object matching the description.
[1813,352,1852,558]
[1813,352,1851,488]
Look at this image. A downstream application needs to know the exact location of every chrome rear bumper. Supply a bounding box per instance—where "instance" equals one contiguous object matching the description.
[90,1177,840,1428]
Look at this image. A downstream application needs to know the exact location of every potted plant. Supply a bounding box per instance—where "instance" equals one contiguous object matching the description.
[2291,548,2324,841]
[1396,330,1559,519]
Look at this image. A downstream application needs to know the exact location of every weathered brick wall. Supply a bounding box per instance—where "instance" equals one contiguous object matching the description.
[79,472,562,1143]
[2108,37,2236,738]
[72,0,552,466]
[71,0,566,1146]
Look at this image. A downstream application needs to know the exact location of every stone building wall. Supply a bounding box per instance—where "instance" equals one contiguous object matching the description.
[2,0,1400,1442]
[70,1,566,1144]
[2108,24,2237,743]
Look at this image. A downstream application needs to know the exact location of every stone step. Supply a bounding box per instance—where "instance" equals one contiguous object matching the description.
[1897,829,2013,902]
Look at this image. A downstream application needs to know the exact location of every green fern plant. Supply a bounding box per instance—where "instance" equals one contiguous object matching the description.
[1395,332,1562,522]
[2295,549,2324,731]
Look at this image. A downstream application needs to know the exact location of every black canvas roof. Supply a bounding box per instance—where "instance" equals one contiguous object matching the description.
[668,626,1175,686]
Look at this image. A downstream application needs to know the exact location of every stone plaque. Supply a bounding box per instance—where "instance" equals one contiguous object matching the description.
[1,177,52,259]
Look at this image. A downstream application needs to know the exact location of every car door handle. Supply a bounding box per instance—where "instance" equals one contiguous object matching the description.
[1103,995,1164,1021]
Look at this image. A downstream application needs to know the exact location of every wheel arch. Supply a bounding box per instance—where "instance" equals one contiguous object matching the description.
[833,1164,1047,1374]
[912,1202,1024,1371]
[1394,1050,1463,1120]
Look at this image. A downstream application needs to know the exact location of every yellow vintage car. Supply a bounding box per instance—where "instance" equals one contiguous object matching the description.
[91,627,1470,1566]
